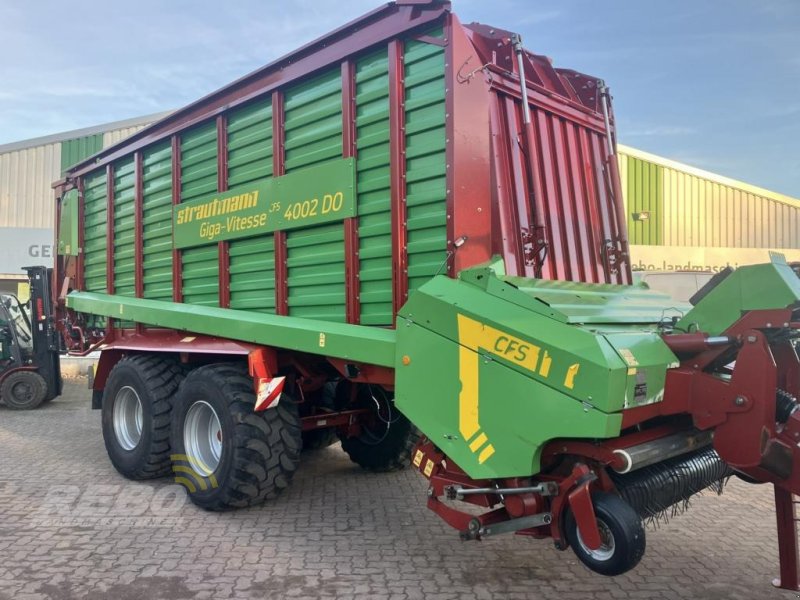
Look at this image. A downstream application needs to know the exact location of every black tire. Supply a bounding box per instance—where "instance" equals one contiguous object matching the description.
[302,428,338,451]
[1,371,47,410]
[170,364,302,511]
[339,385,419,472]
[566,492,646,577]
[101,355,183,480]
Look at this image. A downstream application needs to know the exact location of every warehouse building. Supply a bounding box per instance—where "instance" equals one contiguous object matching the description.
[1,115,798,295]
[619,144,800,272]
[0,112,170,294]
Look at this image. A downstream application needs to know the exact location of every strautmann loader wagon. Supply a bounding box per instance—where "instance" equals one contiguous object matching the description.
[53,1,800,588]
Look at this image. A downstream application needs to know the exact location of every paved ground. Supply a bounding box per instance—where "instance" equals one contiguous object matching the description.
[0,380,797,600]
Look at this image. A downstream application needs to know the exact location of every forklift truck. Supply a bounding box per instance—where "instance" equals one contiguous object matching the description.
[0,266,61,409]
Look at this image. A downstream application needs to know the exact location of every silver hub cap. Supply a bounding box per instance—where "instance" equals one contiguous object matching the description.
[183,400,223,476]
[577,518,616,561]
[113,386,143,451]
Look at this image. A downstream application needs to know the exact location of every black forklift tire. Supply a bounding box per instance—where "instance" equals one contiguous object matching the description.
[170,364,302,511]
[1,371,47,410]
[101,355,184,480]
[339,386,419,472]
[566,492,646,577]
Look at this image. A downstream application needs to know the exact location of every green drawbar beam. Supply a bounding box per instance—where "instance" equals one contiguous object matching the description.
[67,292,397,367]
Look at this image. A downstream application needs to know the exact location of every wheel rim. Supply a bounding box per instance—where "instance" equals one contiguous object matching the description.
[11,381,34,403]
[577,518,616,561]
[113,386,143,451]
[183,400,223,476]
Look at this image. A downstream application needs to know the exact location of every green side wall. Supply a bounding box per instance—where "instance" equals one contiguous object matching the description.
[76,30,448,326]
[142,142,174,302]
[61,134,103,174]
[403,30,447,295]
[284,68,346,322]
[625,155,664,245]
[227,99,276,313]
[355,49,393,325]
[180,122,219,307]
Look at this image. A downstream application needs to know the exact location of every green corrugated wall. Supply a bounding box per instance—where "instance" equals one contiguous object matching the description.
[403,30,447,295]
[81,169,108,328]
[355,50,393,325]
[283,69,346,322]
[113,158,136,298]
[61,134,103,174]
[142,142,174,301]
[77,35,448,325]
[625,154,664,245]
[227,99,276,313]
[180,122,219,307]
[82,170,107,294]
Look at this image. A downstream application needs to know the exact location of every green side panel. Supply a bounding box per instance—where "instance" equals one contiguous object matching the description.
[227,99,276,313]
[676,257,800,336]
[61,134,103,174]
[626,155,664,245]
[396,322,622,479]
[228,99,275,313]
[113,157,136,298]
[82,170,108,294]
[66,291,396,368]
[57,189,79,256]
[284,68,345,322]
[180,122,219,307]
[227,99,273,187]
[142,142,173,302]
[355,49,393,326]
[404,31,447,294]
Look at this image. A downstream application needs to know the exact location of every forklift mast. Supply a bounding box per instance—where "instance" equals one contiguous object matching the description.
[23,266,62,400]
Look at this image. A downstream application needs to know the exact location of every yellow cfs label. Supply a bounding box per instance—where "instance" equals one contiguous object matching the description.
[455,314,582,466]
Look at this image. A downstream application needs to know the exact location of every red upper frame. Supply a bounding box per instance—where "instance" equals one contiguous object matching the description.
[56,0,630,336]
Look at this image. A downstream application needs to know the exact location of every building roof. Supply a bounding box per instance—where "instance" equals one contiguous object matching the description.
[0,111,172,155]
[618,143,799,208]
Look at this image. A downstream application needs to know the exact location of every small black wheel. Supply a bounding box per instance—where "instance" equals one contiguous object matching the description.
[565,492,646,576]
[339,384,419,472]
[102,355,184,479]
[170,363,302,511]
[1,371,47,410]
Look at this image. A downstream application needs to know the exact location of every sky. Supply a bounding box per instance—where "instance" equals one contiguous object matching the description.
[1,0,798,196]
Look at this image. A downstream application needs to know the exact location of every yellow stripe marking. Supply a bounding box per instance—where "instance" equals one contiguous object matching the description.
[564,363,581,389]
[458,342,480,440]
[539,350,552,378]
[478,444,495,464]
[469,432,488,453]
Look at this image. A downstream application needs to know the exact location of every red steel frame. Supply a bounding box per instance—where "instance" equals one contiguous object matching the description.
[105,164,115,296]
[134,151,145,334]
[272,90,288,316]
[216,115,231,309]
[341,60,360,324]
[171,135,183,303]
[62,2,631,320]
[388,39,408,318]
[75,177,85,291]
[63,3,450,180]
